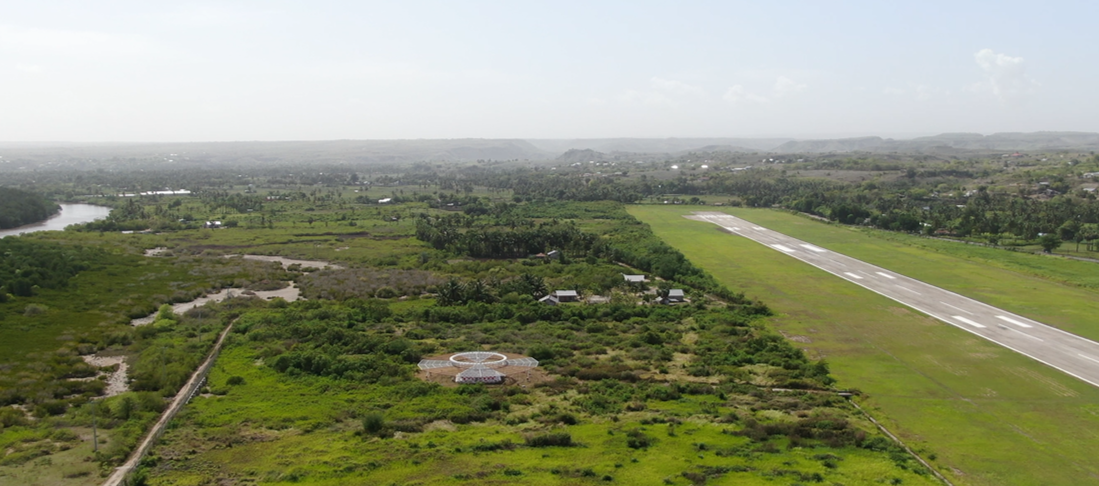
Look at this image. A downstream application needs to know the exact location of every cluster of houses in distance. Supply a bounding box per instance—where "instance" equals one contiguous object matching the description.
[538,273,686,306]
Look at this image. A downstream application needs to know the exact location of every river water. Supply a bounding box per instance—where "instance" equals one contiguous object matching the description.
[0,203,112,238]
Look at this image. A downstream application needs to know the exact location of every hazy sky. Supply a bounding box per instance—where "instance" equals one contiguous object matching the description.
[2,1,1097,141]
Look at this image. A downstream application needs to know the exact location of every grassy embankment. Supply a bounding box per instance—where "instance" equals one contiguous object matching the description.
[629,205,1099,486]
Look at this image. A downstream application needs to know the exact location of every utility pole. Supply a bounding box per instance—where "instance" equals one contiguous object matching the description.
[92,400,98,453]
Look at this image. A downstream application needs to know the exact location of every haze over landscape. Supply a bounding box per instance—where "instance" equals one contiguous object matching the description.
[7,3,1099,486]
[4,1,1099,142]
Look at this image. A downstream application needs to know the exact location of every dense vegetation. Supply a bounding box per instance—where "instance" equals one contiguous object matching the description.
[0,186,59,229]
[0,238,100,299]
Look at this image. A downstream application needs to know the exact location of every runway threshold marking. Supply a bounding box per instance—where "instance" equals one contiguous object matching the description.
[875,272,896,279]
[995,315,1033,328]
[1080,354,1099,365]
[844,272,863,279]
[952,316,987,328]
[940,302,973,315]
[772,244,795,252]
[799,244,827,252]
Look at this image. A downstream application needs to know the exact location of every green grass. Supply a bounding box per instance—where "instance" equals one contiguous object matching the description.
[629,205,1099,486]
[713,208,1099,340]
[148,345,938,486]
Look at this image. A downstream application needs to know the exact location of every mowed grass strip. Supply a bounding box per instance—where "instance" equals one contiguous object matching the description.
[629,205,1099,486]
[718,207,1099,341]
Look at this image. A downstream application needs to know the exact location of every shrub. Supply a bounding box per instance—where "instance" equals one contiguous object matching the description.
[525,432,574,447]
[23,303,48,316]
[362,412,385,435]
[626,429,653,449]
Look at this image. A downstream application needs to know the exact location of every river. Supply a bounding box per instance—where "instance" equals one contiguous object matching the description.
[0,203,112,238]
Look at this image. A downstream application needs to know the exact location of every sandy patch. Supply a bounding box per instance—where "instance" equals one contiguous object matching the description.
[81,355,129,397]
[227,254,344,270]
[131,283,302,326]
[144,247,169,256]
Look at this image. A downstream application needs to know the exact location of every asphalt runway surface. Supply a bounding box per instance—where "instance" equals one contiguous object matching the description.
[689,211,1099,388]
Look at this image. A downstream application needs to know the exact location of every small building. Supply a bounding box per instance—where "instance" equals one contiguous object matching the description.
[663,289,685,304]
[538,294,559,305]
[455,367,504,384]
[553,290,579,302]
[204,221,222,229]
[546,250,561,260]
[623,274,647,284]
[378,197,392,204]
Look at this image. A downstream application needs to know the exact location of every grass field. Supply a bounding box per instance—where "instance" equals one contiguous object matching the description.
[147,345,939,486]
[629,205,1099,486]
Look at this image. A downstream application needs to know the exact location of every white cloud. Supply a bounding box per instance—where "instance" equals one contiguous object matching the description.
[773,76,807,98]
[617,77,705,108]
[883,83,945,101]
[723,75,805,105]
[722,85,768,104]
[914,85,936,101]
[15,64,42,73]
[650,77,705,97]
[971,48,1038,102]
[618,89,678,107]
[0,25,158,58]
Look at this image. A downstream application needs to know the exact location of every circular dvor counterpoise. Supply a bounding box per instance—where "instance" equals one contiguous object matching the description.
[449,351,508,368]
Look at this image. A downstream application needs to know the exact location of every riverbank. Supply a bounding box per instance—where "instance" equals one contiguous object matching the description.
[0,203,111,238]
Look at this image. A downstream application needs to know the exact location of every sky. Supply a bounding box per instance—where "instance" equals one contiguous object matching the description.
[2,1,1098,142]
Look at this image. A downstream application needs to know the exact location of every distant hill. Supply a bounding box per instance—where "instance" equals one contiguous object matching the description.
[527,138,792,154]
[1,132,1097,171]
[680,145,760,154]
[0,139,553,169]
[771,132,1099,154]
[555,148,608,163]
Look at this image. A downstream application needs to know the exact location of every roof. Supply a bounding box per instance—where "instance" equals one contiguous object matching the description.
[668,289,685,297]
[457,367,504,379]
[555,290,578,297]
[623,274,646,282]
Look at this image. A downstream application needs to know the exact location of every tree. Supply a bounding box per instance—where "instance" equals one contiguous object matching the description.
[1039,233,1061,253]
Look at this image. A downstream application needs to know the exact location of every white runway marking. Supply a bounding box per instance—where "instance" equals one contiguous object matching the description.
[1080,354,1099,365]
[772,244,795,252]
[799,244,827,252]
[897,286,921,295]
[1005,328,1044,341]
[844,272,863,279]
[995,315,1033,328]
[732,227,741,231]
[953,316,986,328]
[940,302,972,315]
[875,272,896,279]
[753,227,766,230]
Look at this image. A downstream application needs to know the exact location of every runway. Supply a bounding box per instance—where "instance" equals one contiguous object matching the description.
[688,212,1099,388]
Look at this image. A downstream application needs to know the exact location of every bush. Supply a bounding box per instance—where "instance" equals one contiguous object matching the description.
[525,432,574,447]
[23,303,48,316]
[626,429,653,449]
[226,376,246,386]
[362,412,385,435]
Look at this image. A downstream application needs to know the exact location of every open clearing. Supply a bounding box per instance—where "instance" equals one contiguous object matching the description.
[630,205,1099,486]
